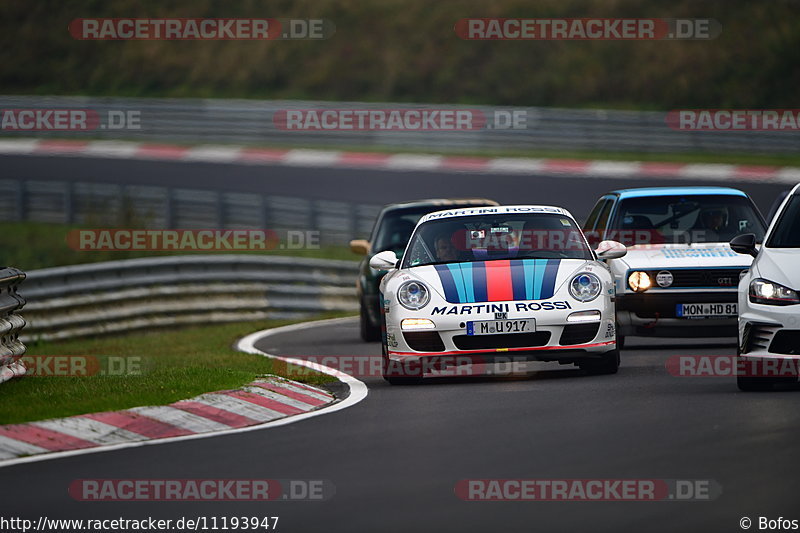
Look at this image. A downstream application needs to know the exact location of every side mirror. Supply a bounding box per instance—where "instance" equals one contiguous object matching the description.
[595,240,627,260]
[730,233,758,258]
[369,250,399,270]
[350,239,370,256]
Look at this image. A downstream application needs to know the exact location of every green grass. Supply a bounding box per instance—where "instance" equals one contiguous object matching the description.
[0,221,358,271]
[0,314,354,425]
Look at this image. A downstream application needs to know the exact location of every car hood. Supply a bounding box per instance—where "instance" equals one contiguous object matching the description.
[753,248,800,290]
[407,258,592,303]
[613,243,753,271]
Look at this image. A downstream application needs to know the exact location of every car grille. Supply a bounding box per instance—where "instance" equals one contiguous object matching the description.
[559,323,601,345]
[619,292,738,319]
[639,268,745,289]
[402,331,445,352]
[769,330,800,355]
[741,322,781,354]
[452,332,551,350]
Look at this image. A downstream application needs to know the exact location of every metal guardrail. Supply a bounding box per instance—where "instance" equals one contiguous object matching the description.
[1,95,798,154]
[0,267,27,384]
[0,178,381,246]
[19,255,358,341]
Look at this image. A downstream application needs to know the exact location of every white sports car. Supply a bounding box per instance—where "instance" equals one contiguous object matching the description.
[371,205,627,385]
[731,183,800,391]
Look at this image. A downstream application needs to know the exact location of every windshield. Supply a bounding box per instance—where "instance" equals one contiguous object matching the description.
[767,195,800,248]
[402,213,593,268]
[371,204,493,254]
[608,194,766,246]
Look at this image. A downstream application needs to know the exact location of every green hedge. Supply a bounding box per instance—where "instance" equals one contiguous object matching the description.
[1,0,797,108]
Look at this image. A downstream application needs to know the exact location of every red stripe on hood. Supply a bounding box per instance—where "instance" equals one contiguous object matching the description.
[485,260,513,301]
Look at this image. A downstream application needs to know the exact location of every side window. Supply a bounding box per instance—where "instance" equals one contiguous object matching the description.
[583,199,606,231]
[584,198,613,247]
[595,199,614,235]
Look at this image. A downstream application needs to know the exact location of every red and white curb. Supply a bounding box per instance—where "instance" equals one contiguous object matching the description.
[0,317,368,468]
[1,138,798,184]
[0,377,333,461]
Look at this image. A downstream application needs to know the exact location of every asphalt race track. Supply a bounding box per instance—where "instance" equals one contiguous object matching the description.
[2,318,800,533]
[1,156,799,532]
[0,154,791,216]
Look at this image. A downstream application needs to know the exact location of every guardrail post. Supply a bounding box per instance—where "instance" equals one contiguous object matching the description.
[0,267,27,385]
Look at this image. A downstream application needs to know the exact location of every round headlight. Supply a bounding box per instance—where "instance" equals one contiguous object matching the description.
[628,271,652,292]
[569,273,601,302]
[398,280,431,310]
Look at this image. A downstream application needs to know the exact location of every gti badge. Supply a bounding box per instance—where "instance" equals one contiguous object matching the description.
[656,270,673,288]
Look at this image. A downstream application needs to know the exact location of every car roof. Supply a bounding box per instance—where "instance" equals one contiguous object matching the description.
[611,187,748,200]
[381,198,498,212]
[419,205,573,224]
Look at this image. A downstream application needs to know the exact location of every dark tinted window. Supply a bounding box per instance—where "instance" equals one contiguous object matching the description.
[403,212,593,268]
[608,194,765,245]
[595,200,614,233]
[767,195,800,248]
[583,199,608,231]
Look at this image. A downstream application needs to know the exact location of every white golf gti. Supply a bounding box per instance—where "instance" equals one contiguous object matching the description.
[371,205,627,385]
[583,187,767,346]
[731,183,800,391]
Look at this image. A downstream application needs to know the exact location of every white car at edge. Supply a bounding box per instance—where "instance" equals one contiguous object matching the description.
[371,205,627,385]
[731,183,800,391]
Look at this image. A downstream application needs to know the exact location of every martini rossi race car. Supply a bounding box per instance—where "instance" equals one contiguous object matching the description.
[371,205,627,384]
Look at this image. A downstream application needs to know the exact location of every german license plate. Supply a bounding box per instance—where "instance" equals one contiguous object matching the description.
[676,303,737,318]
[467,319,535,335]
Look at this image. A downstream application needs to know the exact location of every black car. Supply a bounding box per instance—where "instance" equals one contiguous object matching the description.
[350,198,498,341]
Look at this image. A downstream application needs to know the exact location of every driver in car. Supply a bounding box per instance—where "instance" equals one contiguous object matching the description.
[434,233,459,262]
[697,208,728,242]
